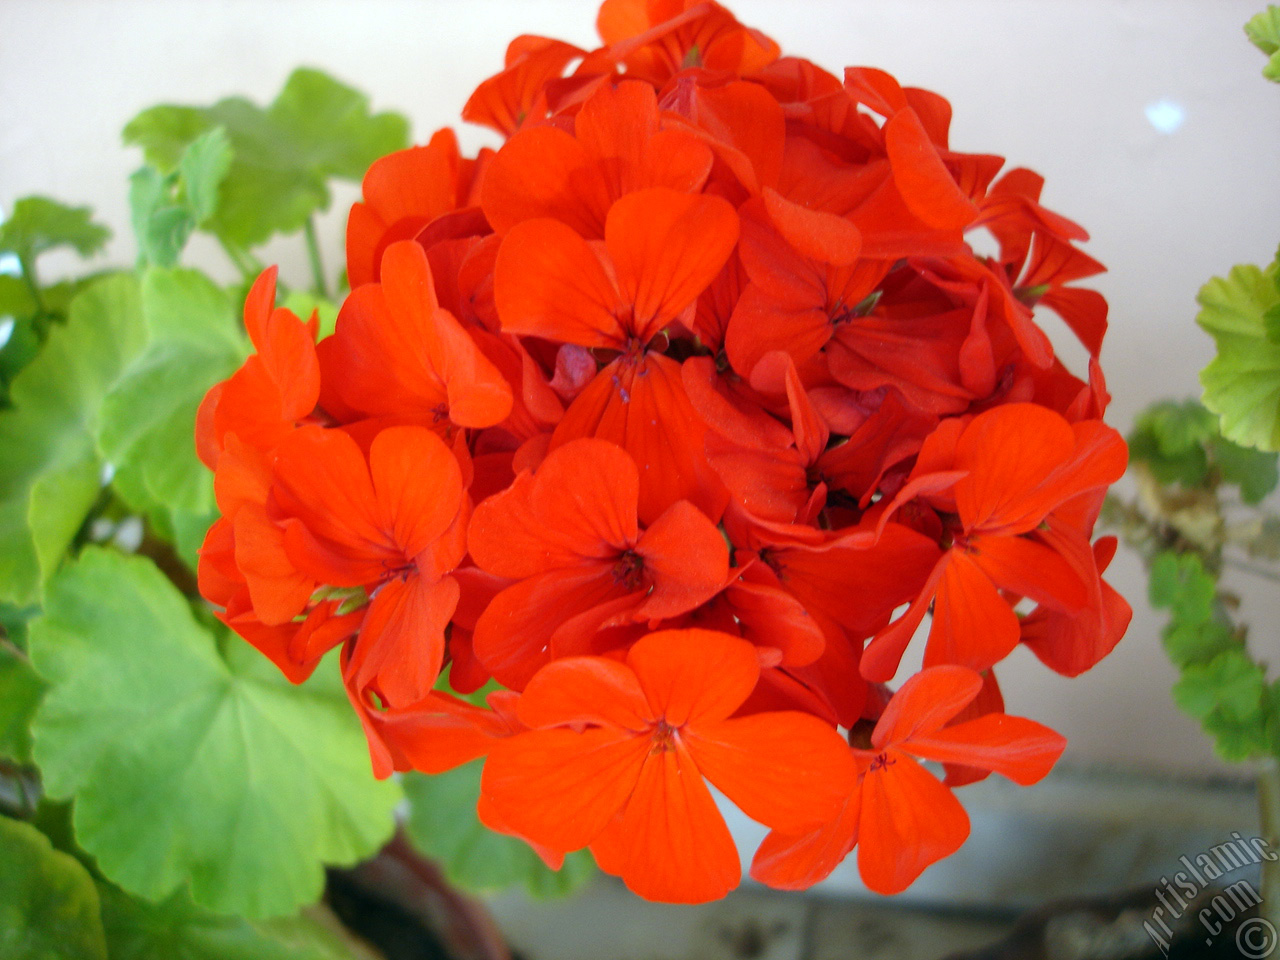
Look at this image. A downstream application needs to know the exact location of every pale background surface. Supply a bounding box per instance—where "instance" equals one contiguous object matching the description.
[2,0,1277,777]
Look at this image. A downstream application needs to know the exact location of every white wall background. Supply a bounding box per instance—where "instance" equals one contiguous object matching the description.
[3,0,1277,777]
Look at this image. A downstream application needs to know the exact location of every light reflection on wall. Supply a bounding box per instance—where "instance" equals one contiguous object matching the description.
[1145,99,1186,134]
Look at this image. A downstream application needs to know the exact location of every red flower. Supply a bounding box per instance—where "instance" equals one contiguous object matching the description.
[463,36,586,137]
[751,665,1065,894]
[481,628,854,903]
[196,266,320,468]
[862,403,1127,681]
[481,80,713,239]
[272,425,466,687]
[467,437,728,687]
[319,240,513,430]
[196,0,1129,904]
[346,130,487,289]
[495,187,737,523]
[596,0,780,86]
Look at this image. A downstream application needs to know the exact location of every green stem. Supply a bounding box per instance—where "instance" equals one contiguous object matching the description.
[17,255,48,332]
[218,238,263,283]
[1256,757,1280,926]
[303,216,329,299]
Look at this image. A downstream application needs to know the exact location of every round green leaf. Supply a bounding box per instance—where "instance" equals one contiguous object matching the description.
[0,815,108,960]
[0,196,111,264]
[98,268,247,515]
[100,885,365,960]
[0,643,42,763]
[27,548,401,918]
[0,274,147,604]
[123,69,408,250]
[1197,262,1280,452]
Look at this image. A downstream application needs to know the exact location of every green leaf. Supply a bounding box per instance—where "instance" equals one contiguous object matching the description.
[123,106,210,170]
[1209,434,1280,503]
[0,602,37,648]
[124,69,408,249]
[1149,551,1216,622]
[1127,399,1216,487]
[404,760,595,898]
[1198,262,1280,452]
[99,885,364,960]
[1172,649,1267,722]
[0,275,40,376]
[98,268,247,517]
[0,196,111,266]
[27,549,400,918]
[0,644,43,763]
[1263,301,1280,343]
[1203,710,1271,762]
[0,815,108,960]
[129,129,236,269]
[129,167,195,269]
[179,127,234,226]
[1149,551,1239,669]
[1246,6,1280,80]
[282,290,339,339]
[1163,619,1235,670]
[0,274,147,604]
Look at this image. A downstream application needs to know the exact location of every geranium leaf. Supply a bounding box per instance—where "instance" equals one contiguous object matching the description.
[124,69,408,249]
[1173,649,1267,724]
[404,760,595,898]
[1208,435,1280,503]
[0,196,111,266]
[0,644,42,763]
[1126,399,1215,487]
[99,884,364,960]
[1245,6,1280,81]
[1198,261,1280,452]
[0,815,108,960]
[128,168,196,270]
[99,268,247,517]
[0,274,147,604]
[179,127,234,226]
[27,548,402,918]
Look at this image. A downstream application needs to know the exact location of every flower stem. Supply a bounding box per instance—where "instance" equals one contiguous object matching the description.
[1256,756,1280,924]
[304,216,329,299]
[218,238,263,283]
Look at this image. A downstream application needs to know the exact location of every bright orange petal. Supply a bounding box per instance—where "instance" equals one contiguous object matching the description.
[231,503,315,626]
[472,564,634,689]
[494,217,626,347]
[480,727,649,851]
[871,665,981,748]
[749,792,858,891]
[552,353,728,526]
[904,714,1066,786]
[924,549,1021,673]
[687,712,854,832]
[348,573,459,707]
[883,109,978,230]
[517,656,653,732]
[468,438,640,578]
[605,189,739,343]
[368,426,464,559]
[856,751,969,895]
[613,743,741,904]
[634,500,729,620]
[626,628,759,727]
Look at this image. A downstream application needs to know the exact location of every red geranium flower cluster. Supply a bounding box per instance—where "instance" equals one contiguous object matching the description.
[197,0,1130,904]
